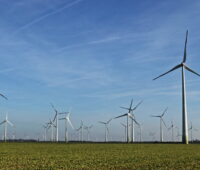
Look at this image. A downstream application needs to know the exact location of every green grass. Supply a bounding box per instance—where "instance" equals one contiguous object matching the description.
[0,143,200,169]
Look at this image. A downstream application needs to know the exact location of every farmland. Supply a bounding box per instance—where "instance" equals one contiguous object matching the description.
[0,143,200,169]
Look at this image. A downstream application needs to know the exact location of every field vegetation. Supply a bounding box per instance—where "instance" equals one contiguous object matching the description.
[0,143,200,169]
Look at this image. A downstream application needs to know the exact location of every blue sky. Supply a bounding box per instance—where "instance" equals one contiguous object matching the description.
[0,0,200,141]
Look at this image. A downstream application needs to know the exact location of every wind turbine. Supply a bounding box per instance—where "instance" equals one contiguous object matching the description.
[50,103,68,142]
[98,118,112,142]
[120,99,142,143]
[76,121,84,142]
[0,114,13,142]
[121,123,127,142]
[138,123,143,142]
[47,119,56,142]
[59,111,74,142]
[151,108,168,142]
[43,123,48,142]
[153,30,200,144]
[188,121,198,142]
[84,125,93,141]
[168,121,175,142]
[115,112,139,143]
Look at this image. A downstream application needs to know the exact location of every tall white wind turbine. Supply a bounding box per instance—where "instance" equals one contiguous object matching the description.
[151,108,168,142]
[0,114,13,142]
[153,31,200,144]
[115,112,139,143]
[98,118,112,142]
[120,99,142,143]
[59,111,74,142]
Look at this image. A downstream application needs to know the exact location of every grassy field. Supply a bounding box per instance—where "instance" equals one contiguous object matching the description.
[0,142,200,169]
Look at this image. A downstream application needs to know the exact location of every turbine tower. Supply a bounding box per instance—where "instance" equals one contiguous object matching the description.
[153,31,200,144]
[0,114,13,142]
[168,121,175,142]
[98,118,112,142]
[59,111,74,142]
[151,108,168,142]
[120,99,142,143]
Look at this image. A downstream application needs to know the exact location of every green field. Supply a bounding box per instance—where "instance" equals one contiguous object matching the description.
[0,143,200,169]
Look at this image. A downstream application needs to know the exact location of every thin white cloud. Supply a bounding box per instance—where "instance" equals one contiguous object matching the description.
[14,0,85,33]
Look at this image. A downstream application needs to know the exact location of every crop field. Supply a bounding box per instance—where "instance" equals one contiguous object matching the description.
[0,143,200,169]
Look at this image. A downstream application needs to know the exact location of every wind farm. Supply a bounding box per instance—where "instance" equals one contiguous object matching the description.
[1,0,200,169]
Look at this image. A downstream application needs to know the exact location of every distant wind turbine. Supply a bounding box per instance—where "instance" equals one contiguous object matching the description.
[188,121,198,142]
[84,125,93,141]
[59,110,74,142]
[76,121,84,142]
[47,119,56,142]
[121,123,127,142]
[168,121,175,142]
[43,124,48,142]
[98,118,112,142]
[115,111,139,143]
[151,108,168,142]
[50,103,68,142]
[120,99,142,143]
[0,114,13,142]
[153,30,200,144]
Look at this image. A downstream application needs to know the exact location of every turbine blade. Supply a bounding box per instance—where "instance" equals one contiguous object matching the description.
[7,120,13,126]
[161,107,168,117]
[0,93,8,100]
[0,120,5,125]
[115,113,127,119]
[153,64,182,80]
[50,103,57,112]
[130,99,133,110]
[120,107,129,110]
[131,118,140,126]
[68,119,74,129]
[184,65,200,77]
[132,100,143,111]
[59,112,69,115]
[59,118,65,120]
[121,123,126,127]
[150,115,160,117]
[99,121,106,124]
[107,118,113,124]
[161,118,167,128]
[183,30,188,63]
[53,114,57,122]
